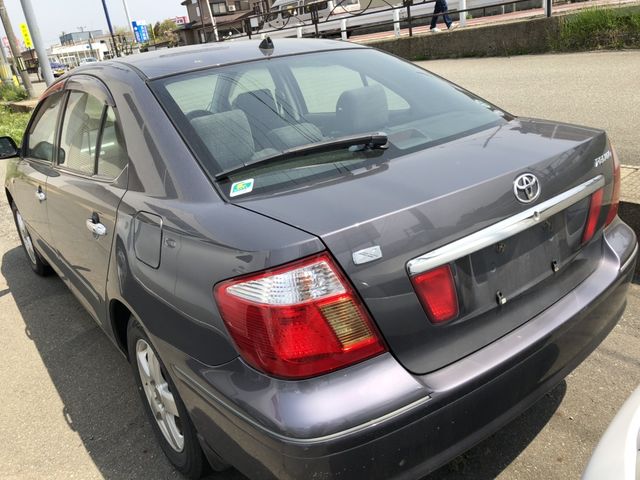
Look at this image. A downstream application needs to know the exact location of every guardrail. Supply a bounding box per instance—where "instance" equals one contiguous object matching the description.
[222,0,553,41]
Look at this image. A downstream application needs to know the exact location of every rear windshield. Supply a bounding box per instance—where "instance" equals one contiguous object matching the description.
[152,48,508,198]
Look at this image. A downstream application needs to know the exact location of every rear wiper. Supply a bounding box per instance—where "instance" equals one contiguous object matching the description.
[215,132,388,180]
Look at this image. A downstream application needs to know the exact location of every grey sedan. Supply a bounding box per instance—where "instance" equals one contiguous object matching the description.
[0,39,636,479]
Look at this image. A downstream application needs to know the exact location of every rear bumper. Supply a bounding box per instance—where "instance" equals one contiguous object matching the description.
[175,219,637,480]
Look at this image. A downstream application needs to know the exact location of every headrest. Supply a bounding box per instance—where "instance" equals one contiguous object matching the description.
[336,84,389,135]
[267,123,324,150]
[233,89,278,116]
[191,109,254,171]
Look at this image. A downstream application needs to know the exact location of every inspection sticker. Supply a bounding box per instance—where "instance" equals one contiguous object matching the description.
[230,178,255,197]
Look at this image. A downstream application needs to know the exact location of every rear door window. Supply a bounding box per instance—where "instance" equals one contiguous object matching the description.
[96,107,127,179]
[58,91,104,175]
[26,93,65,162]
[57,89,127,179]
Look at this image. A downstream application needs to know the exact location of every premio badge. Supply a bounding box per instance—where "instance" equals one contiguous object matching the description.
[230,179,255,197]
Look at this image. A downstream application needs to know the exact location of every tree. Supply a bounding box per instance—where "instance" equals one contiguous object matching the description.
[114,25,134,41]
[153,19,178,45]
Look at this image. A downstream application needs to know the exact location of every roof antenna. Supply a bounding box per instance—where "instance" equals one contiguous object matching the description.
[259,36,274,57]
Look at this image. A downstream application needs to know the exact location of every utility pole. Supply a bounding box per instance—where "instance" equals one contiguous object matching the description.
[100,0,120,57]
[0,38,12,85]
[20,0,54,86]
[88,31,97,60]
[122,0,135,40]
[0,0,35,97]
[204,0,219,42]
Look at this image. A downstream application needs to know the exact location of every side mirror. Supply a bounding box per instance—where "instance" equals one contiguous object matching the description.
[0,136,19,160]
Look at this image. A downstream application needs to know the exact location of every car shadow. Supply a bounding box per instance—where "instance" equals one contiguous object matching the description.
[424,381,567,479]
[1,245,245,480]
[2,243,565,480]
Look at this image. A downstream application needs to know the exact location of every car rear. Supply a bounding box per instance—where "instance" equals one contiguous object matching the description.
[149,42,637,478]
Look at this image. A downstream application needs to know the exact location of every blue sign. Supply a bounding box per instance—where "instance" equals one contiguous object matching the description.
[131,21,140,42]
[139,24,150,43]
[131,20,150,43]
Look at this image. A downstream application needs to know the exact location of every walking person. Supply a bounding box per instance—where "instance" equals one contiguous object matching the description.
[430,0,458,32]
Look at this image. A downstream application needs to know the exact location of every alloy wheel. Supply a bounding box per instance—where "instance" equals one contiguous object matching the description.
[136,339,184,452]
[15,210,37,265]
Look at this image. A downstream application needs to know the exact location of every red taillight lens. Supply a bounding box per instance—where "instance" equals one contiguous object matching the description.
[214,253,386,379]
[605,145,621,226]
[582,188,604,244]
[411,265,459,324]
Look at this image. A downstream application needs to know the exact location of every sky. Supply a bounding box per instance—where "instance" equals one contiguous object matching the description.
[1,0,188,47]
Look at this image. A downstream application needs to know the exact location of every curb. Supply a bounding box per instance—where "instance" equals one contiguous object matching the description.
[2,100,37,113]
[619,165,640,279]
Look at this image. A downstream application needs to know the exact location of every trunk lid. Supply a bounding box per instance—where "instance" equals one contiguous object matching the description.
[234,119,613,374]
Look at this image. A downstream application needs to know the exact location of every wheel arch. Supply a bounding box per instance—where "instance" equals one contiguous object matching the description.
[109,298,133,359]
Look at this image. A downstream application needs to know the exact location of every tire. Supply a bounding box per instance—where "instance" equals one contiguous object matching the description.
[127,319,208,479]
[11,202,52,276]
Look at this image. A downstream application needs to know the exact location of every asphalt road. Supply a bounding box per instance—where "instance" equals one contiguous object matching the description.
[417,50,640,167]
[0,51,639,480]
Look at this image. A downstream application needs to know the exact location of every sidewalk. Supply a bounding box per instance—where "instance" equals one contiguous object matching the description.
[620,166,640,277]
[621,165,640,204]
[351,0,640,43]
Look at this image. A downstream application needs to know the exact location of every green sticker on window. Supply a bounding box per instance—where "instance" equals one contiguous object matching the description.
[230,178,255,197]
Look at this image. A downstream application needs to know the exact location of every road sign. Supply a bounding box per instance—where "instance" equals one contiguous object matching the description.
[131,21,140,42]
[131,20,150,43]
[139,24,149,43]
[19,23,33,49]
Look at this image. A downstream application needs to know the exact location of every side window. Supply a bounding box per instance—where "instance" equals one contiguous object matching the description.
[366,77,411,111]
[228,68,276,105]
[96,107,127,179]
[290,64,364,113]
[166,72,218,113]
[59,91,105,175]
[26,93,64,162]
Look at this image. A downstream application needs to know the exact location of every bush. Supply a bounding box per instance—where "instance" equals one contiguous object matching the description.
[556,6,640,50]
[0,106,30,145]
[0,83,28,102]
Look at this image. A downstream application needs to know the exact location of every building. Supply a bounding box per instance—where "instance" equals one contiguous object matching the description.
[48,41,110,67]
[177,0,269,44]
[48,30,118,67]
[60,30,104,46]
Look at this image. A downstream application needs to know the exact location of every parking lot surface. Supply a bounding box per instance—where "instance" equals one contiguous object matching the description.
[419,50,640,167]
[1,51,639,479]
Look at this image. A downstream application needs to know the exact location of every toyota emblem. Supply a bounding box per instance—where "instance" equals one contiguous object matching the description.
[513,173,541,203]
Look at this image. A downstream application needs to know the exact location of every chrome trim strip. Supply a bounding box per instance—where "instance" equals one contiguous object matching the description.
[173,364,431,445]
[621,243,638,272]
[407,175,605,275]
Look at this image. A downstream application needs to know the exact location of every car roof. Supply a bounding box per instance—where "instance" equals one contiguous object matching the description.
[109,38,366,80]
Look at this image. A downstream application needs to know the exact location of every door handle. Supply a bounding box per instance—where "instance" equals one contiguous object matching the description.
[86,218,107,237]
[35,188,46,202]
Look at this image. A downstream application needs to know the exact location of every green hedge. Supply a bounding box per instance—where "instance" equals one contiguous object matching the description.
[0,83,28,102]
[0,106,30,145]
[554,6,640,51]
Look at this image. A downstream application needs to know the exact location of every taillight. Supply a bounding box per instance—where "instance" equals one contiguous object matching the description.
[582,188,604,244]
[214,253,386,379]
[605,144,621,226]
[410,265,459,324]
